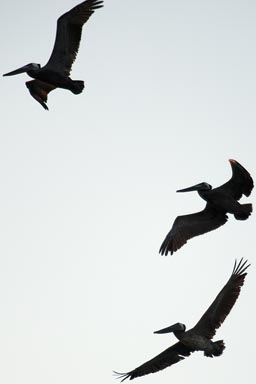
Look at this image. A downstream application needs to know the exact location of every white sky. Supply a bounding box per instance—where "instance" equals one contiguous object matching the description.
[0,0,255,383]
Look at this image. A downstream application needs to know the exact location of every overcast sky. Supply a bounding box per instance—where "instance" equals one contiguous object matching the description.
[0,1,255,383]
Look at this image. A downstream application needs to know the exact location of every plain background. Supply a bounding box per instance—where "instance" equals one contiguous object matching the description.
[0,1,255,383]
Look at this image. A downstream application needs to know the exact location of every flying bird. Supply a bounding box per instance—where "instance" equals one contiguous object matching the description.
[159,159,253,256]
[115,258,249,381]
[3,0,103,110]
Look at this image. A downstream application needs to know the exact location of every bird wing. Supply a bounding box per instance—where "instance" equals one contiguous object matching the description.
[26,80,56,110]
[45,0,103,75]
[214,159,253,200]
[192,258,249,339]
[114,342,193,381]
[159,204,228,255]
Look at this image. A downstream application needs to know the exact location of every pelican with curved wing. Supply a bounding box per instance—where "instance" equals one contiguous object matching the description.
[160,159,253,256]
[3,0,103,110]
[115,259,249,381]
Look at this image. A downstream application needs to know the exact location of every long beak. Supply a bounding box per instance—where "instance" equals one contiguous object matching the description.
[3,64,30,77]
[154,325,177,334]
[176,183,202,193]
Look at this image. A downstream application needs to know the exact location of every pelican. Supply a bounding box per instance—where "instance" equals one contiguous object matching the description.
[3,0,103,110]
[115,259,249,381]
[159,159,253,256]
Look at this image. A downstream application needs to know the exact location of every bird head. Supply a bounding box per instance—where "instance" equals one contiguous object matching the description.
[154,322,186,334]
[3,63,41,76]
[177,182,212,193]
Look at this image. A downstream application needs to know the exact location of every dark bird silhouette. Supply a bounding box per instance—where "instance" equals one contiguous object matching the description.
[115,259,249,381]
[3,0,103,110]
[159,159,253,256]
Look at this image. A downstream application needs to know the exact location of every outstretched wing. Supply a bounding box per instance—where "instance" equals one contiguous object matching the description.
[159,204,228,255]
[26,80,56,110]
[45,0,103,75]
[114,342,193,381]
[192,259,250,339]
[214,159,253,200]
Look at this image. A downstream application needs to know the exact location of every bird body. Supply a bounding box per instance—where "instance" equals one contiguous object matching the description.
[115,259,249,381]
[3,0,103,109]
[173,328,224,357]
[27,67,84,94]
[198,188,252,219]
[160,159,253,255]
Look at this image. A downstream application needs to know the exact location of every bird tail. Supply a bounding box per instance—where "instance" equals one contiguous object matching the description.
[71,80,85,94]
[204,340,225,357]
[234,203,252,220]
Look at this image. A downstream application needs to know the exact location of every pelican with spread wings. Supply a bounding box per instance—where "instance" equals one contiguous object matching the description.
[115,259,249,381]
[3,0,103,110]
[160,159,253,256]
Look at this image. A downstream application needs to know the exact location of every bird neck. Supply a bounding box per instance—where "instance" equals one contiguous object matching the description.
[27,68,40,77]
[173,330,185,340]
[198,189,210,201]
